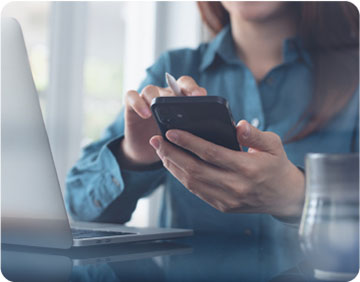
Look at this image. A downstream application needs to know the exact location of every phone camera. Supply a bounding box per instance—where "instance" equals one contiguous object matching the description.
[155,107,186,125]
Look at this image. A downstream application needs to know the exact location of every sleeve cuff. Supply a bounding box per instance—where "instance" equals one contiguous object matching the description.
[107,137,163,171]
[272,215,302,227]
[88,143,126,212]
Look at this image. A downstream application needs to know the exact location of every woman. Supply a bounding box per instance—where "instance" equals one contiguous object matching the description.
[66,1,358,262]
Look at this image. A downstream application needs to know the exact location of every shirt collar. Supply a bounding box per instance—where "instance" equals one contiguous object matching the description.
[199,25,240,71]
[283,37,313,68]
[199,24,313,72]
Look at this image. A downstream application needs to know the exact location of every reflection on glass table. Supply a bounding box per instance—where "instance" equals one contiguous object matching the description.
[1,241,192,282]
[2,230,358,282]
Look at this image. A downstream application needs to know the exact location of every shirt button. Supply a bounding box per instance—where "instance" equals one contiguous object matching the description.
[112,176,120,187]
[251,118,260,128]
[244,229,252,236]
[266,76,273,85]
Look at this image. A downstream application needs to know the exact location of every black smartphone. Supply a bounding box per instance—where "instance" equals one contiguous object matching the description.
[151,96,240,151]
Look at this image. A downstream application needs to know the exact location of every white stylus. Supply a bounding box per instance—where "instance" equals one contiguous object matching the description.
[165,72,184,96]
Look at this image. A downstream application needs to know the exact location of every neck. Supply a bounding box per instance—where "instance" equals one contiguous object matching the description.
[230,13,297,81]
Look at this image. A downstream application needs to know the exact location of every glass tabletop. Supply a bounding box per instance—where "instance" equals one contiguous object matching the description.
[1,232,356,282]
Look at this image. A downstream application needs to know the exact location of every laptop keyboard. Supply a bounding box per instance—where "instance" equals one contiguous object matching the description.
[71,228,134,239]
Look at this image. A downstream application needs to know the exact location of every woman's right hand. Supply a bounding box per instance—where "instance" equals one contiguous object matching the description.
[119,76,207,169]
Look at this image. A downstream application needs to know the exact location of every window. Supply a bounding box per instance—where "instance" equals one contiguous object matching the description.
[2,1,201,227]
[2,2,50,116]
[82,2,126,145]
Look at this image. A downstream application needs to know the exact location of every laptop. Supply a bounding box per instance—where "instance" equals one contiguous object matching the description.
[1,17,193,249]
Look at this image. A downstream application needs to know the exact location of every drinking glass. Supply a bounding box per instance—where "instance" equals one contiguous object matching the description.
[299,153,359,281]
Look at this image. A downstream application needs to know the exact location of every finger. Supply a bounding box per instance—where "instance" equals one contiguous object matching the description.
[158,153,237,213]
[165,129,250,170]
[141,85,160,106]
[150,136,255,213]
[140,85,174,108]
[125,90,152,119]
[158,87,173,97]
[236,120,283,155]
[149,135,225,185]
[177,76,207,96]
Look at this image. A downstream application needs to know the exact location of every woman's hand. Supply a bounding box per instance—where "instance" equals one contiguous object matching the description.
[120,76,207,169]
[149,120,305,217]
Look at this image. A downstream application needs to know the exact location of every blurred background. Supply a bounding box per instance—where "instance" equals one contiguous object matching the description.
[2,1,206,227]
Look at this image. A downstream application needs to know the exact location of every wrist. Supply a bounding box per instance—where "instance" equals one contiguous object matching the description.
[284,164,306,217]
[118,138,162,171]
[272,163,305,218]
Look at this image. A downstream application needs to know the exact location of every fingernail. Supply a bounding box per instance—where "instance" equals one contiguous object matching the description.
[141,108,151,118]
[242,122,250,139]
[150,138,160,149]
[166,131,178,142]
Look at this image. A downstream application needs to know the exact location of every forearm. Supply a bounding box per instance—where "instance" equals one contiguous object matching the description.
[66,137,166,223]
[113,138,163,171]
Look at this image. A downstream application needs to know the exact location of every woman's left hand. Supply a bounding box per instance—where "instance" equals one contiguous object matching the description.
[149,120,305,217]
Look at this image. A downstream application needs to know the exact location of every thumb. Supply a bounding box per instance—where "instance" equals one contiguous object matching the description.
[236,120,282,154]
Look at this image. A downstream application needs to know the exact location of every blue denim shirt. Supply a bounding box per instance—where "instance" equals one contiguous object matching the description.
[66,25,358,265]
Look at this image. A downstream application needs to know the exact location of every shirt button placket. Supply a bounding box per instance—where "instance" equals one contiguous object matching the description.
[243,68,265,131]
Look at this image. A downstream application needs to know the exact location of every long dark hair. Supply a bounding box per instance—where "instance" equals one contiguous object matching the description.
[197,2,359,142]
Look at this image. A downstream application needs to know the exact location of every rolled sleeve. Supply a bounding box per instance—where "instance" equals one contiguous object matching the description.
[66,137,126,221]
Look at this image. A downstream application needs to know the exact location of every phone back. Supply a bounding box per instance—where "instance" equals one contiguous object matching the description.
[151,96,240,151]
